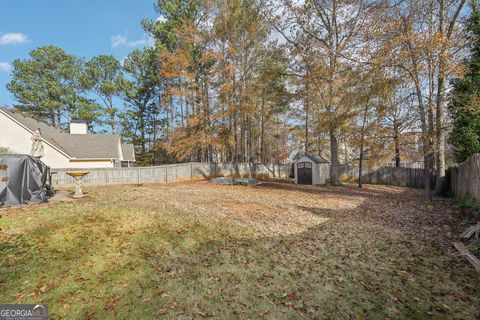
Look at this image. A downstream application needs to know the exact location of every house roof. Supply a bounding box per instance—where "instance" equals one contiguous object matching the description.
[1,107,135,161]
[353,156,370,161]
[298,154,330,164]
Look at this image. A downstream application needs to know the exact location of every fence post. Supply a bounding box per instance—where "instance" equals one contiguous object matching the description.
[191,163,193,180]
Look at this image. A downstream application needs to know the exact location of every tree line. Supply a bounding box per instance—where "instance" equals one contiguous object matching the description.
[7,46,162,159]
[6,0,480,200]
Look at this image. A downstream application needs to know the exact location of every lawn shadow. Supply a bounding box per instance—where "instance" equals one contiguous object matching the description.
[296,205,337,219]
[255,181,421,200]
[1,181,479,320]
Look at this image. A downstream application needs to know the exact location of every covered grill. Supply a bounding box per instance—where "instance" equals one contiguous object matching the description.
[0,154,49,206]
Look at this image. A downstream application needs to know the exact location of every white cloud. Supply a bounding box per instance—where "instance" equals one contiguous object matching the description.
[0,62,11,72]
[127,38,148,47]
[111,34,128,47]
[111,33,154,48]
[0,33,28,45]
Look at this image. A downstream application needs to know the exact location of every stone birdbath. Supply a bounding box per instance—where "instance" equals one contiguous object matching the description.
[66,171,90,198]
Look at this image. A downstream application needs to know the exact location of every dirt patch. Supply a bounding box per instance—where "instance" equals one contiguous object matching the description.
[48,190,76,204]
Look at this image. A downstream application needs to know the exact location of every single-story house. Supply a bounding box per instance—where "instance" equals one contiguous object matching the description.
[0,107,135,168]
[294,154,330,185]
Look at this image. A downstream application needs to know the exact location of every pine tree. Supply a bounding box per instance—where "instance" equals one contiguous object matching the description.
[449,0,480,163]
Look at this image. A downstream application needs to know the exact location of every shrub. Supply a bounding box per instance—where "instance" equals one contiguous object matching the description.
[455,196,480,217]
[0,146,13,154]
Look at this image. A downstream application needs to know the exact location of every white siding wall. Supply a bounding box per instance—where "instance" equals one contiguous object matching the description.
[67,160,115,169]
[0,112,71,167]
[317,163,330,184]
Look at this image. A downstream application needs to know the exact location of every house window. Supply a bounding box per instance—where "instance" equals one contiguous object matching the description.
[121,161,133,168]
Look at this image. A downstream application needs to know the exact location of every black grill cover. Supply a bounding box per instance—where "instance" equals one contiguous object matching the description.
[0,154,48,206]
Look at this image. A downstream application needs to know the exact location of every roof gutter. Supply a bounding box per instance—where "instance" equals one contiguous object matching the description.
[69,158,115,161]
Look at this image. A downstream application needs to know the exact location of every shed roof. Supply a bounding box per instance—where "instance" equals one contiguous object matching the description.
[298,154,330,164]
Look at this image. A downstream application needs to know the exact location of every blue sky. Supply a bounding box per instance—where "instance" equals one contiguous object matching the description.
[0,0,158,106]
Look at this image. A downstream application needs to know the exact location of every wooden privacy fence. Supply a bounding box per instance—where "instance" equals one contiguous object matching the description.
[341,166,426,188]
[451,153,480,201]
[51,162,290,186]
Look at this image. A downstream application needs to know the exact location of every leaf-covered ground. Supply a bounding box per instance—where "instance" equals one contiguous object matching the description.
[0,181,479,319]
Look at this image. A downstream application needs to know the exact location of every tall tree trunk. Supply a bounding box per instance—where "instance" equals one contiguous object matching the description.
[434,68,446,195]
[433,0,466,194]
[359,145,364,188]
[413,78,433,201]
[358,104,369,188]
[260,97,265,163]
[427,70,436,173]
[414,80,433,201]
[57,110,61,130]
[50,111,56,129]
[108,97,116,134]
[110,113,116,135]
[405,24,432,201]
[393,117,401,167]
[329,127,340,185]
[305,68,310,154]
[203,76,211,161]
[434,0,447,195]
[233,111,238,162]
[180,94,185,128]
[140,104,146,154]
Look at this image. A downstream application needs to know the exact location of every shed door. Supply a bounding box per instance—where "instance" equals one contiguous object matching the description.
[297,162,312,185]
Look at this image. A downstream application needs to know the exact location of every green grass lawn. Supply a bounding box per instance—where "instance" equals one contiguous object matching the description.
[1,181,479,319]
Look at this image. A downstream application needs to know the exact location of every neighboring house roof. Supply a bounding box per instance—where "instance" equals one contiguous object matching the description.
[288,150,302,162]
[298,154,330,164]
[352,156,370,161]
[0,107,135,161]
[386,155,423,163]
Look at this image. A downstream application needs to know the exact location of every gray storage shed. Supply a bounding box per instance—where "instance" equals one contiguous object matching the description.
[294,154,330,185]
